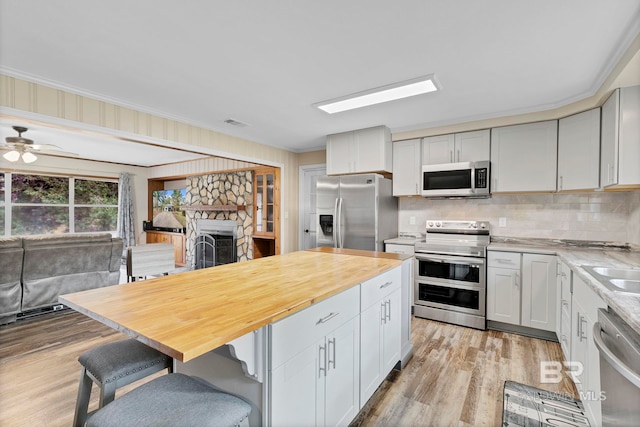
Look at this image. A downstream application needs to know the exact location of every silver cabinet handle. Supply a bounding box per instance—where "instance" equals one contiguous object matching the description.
[559,176,563,190]
[380,281,393,289]
[562,300,569,307]
[319,344,326,378]
[579,316,588,342]
[317,312,339,325]
[380,302,386,324]
[328,338,336,370]
[386,300,392,321]
[593,322,640,388]
[456,149,460,162]
[495,258,514,263]
[576,312,581,338]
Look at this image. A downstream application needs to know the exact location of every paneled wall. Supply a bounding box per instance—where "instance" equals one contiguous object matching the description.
[0,74,300,253]
[399,191,640,245]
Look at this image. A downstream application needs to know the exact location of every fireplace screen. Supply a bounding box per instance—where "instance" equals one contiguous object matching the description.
[194,219,238,269]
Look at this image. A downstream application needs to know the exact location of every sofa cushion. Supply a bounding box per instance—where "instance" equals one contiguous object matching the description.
[22,234,114,280]
[22,271,112,311]
[0,237,24,317]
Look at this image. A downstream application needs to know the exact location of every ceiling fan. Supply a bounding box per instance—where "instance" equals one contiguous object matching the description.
[1,126,77,163]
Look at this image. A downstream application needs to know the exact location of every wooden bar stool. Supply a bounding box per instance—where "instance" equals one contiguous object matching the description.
[86,373,252,427]
[73,339,173,427]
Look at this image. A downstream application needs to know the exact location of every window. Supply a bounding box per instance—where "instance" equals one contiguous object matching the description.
[2,172,118,236]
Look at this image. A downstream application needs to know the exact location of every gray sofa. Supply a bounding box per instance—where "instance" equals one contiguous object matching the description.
[0,233,123,325]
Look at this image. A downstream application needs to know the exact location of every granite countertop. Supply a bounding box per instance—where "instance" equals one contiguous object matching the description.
[384,232,424,245]
[488,237,640,332]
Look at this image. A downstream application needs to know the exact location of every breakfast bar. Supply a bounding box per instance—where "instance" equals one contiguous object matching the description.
[60,249,413,426]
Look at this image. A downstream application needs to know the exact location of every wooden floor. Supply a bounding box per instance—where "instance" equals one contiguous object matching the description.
[0,310,577,427]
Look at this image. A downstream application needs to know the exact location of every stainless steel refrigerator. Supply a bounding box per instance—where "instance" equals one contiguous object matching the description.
[316,174,397,251]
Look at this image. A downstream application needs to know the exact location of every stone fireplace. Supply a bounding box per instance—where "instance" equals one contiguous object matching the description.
[184,171,253,268]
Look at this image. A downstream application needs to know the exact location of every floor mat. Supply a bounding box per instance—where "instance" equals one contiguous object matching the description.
[502,380,589,426]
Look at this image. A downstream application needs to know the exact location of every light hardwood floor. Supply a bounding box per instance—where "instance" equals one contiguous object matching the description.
[0,310,576,426]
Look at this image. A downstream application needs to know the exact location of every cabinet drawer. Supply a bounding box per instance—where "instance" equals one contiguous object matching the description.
[487,251,521,268]
[270,285,359,369]
[385,244,415,255]
[361,267,401,310]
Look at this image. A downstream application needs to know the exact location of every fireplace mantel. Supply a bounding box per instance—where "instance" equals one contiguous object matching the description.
[181,205,246,212]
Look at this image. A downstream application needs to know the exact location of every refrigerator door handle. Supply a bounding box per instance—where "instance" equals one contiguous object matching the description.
[337,197,344,248]
[333,197,339,248]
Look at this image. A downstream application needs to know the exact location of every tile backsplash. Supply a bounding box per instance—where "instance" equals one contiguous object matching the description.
[399,190,640,245]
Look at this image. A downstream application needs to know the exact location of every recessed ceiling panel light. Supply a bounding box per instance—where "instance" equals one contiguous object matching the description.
[315,74,440,114]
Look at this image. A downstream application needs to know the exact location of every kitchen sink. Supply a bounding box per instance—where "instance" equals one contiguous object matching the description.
[583,266,640,295]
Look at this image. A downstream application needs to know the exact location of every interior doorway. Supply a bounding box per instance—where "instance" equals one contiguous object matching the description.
[298,164,326,250]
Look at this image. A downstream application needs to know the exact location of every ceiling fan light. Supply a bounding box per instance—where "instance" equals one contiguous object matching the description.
[21,151,38,163]
[3,150,20,162]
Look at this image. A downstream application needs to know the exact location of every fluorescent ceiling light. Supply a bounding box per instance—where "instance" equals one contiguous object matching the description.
[315,75,440,114]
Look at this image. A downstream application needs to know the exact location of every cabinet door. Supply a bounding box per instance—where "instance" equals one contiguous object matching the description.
[487,266,520,325]
[270,343,320,427]
[324,317,360,427]
[558,108,601,191]
[490,121,558,192]
[422,134,454,165]
[392,139,421,196]
[618,85,640,186]
[326,132,354,175]
[172,234,186,266]
[354,126,391,174]
[454,129,490,162]
[600,89,619,187]
[381,289,401,375]
[521,254,557,332]
[360,301,383,406]
[558,262,572,360]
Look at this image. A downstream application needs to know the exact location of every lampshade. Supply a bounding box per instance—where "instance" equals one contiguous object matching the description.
[3,150,20,162]
[21,151,38,163]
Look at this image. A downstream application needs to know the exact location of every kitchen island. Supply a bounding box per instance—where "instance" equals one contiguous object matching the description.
[60,249,413,426]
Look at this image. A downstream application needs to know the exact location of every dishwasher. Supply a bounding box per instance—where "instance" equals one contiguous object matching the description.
[593,308,640,426]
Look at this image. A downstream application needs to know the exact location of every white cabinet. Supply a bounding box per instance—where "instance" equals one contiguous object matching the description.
[487,251,556,332]
[600,85,640,188]
[556,261,572,360]
[558,108,601,191]
[326,126,392,175]
[487,251,521,325]
[490,121,558,192]
[521,254,557,332]
[359,267,401,407]
[392,139,422,196]
[570,275,606,426]
[421,129,490,165]
[270,286,360,427]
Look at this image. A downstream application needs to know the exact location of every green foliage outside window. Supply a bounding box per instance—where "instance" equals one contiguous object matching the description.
[3,173,118,236]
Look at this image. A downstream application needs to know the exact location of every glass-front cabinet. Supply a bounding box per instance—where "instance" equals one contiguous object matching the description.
[253,167,280,257]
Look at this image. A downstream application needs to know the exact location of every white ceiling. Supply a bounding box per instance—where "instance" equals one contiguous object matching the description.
[1,1,640,165]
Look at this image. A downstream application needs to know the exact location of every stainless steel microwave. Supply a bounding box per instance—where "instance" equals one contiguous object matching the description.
[421,161,490,198]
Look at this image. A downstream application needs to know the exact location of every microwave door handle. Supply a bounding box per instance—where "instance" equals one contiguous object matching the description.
[470,165,476,194]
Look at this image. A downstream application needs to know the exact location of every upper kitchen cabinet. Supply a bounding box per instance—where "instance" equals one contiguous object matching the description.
[326,126,392,175]
[421,129,490,165]
[600,85,640,188]
[491,120,558,192]
[557,108,601,191]
[392,139,421,196]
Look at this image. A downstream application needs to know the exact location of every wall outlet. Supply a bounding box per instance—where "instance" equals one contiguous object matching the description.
[499,217,507,227]
[409,216,416,225]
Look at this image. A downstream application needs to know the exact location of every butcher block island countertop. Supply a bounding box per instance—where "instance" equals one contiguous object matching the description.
[59,249,405,363]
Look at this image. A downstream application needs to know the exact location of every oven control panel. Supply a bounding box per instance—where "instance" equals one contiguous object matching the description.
[426,220,489,233]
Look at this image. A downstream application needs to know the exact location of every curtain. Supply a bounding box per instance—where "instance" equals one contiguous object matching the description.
[117,172,136,258]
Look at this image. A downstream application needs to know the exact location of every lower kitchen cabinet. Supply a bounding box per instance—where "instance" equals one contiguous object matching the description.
[556,261,572,359]
[570,274,606,426]
[360,267,402,406]
[270,286,360,427]
[487,251,521,325]
[487,251,557,333]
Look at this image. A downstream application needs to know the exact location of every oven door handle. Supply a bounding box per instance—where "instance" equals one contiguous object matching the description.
[415,253,485,265]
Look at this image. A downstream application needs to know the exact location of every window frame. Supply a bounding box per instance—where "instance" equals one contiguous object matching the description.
[1,171,119,236]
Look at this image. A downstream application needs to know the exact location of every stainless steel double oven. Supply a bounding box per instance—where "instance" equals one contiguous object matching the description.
[414,220,490,330]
